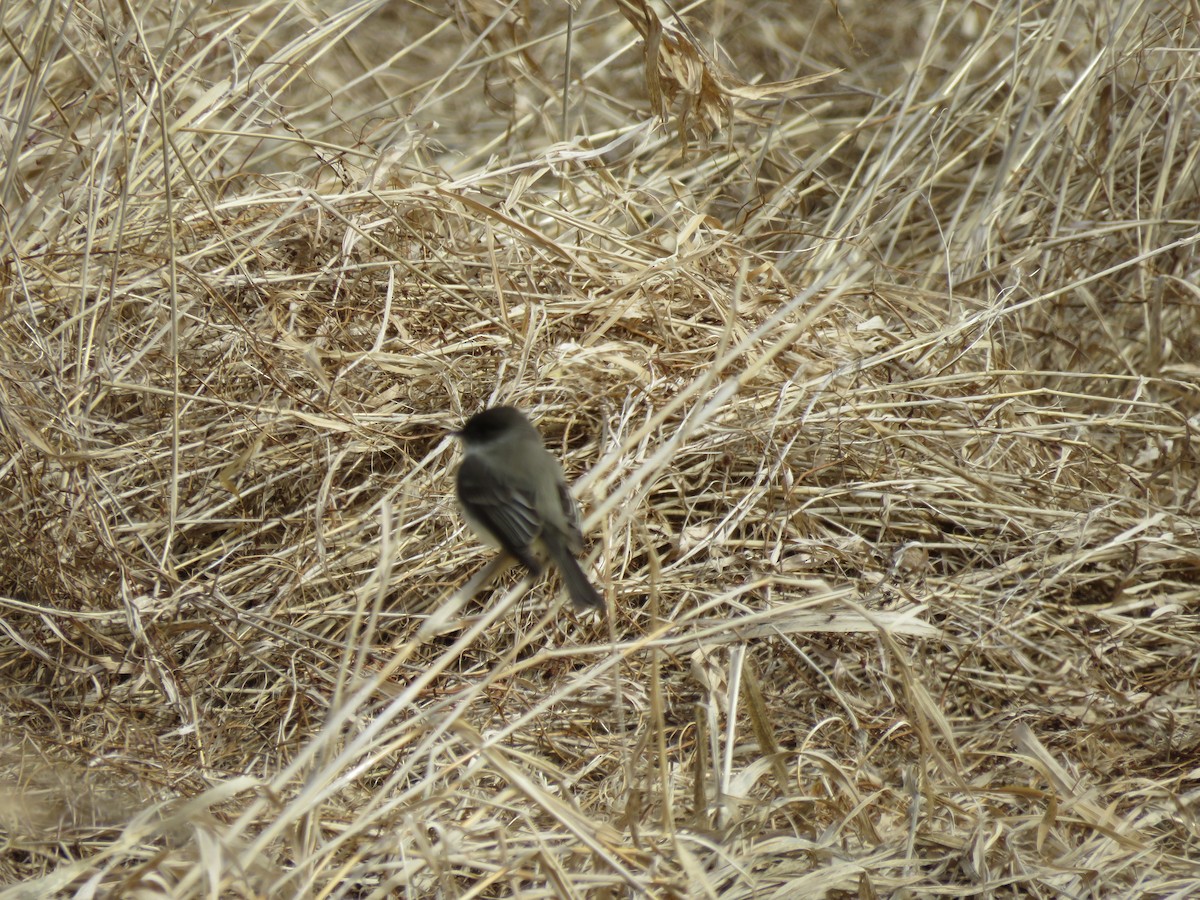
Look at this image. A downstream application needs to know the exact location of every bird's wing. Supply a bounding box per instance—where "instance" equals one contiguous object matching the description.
[457,454,542,557]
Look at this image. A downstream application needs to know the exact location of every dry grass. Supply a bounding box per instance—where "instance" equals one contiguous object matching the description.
[2,0,1199,895]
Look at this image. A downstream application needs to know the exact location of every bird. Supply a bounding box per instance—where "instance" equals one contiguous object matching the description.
[453,406,605,612]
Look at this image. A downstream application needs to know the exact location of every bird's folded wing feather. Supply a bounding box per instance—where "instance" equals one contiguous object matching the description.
[457,455,541,553]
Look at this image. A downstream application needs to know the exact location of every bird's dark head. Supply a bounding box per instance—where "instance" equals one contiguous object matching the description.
[455,405,538,446]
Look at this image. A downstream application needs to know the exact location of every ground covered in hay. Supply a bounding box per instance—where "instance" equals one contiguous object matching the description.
[2,0,1199,896]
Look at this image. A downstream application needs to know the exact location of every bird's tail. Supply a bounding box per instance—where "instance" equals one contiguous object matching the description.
[545,538,605,612]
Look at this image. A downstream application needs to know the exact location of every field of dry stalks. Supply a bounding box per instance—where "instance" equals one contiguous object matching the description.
[2,0,1199,896]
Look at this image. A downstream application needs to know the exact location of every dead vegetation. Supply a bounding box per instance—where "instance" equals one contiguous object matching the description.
[1,0,1199,895]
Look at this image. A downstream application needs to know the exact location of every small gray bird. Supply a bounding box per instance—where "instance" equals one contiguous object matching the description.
[454,406,604,612]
